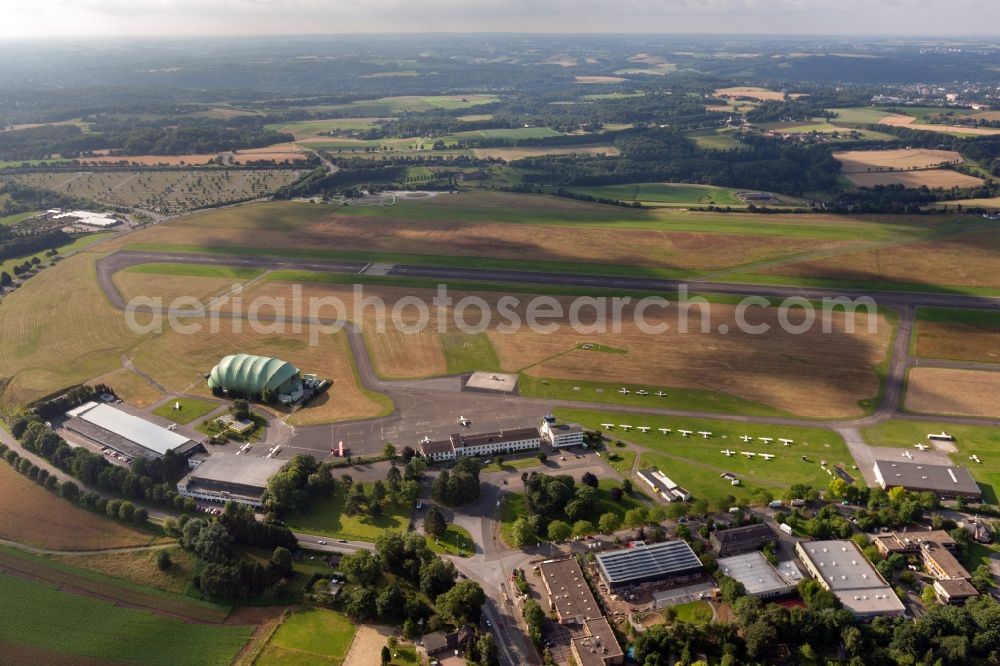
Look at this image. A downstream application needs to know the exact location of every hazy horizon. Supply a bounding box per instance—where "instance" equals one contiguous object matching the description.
[3,1,999,40]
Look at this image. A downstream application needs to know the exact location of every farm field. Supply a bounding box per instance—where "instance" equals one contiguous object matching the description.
[556,408,852,504]
[49,547,197,596]
[285,94,497,117]
[914,308,1000,363]
[575,75,626,83]
[256,608,357,666]
[833,148,963,173]
[113,269,248,306]
[564,182,772,208]
[0,229,112,276]
[758,226,1000,291]
[715,87,803,101]
[472,143,619,159]
[152,397,220,424]
[861,420,1000,503]
[0,572,249,666]
[265,117,392,138]
[904,367,1000,418]
[0,462,159,551]
[929,196,1000,210]
[844,170,984,189]
[230,143,307,164]
[685,128,746,150]
[878,115,1000,136]
[92,367,164,408]
[282,483,412,542]
[11,169,303,214]
[757,121,897,141]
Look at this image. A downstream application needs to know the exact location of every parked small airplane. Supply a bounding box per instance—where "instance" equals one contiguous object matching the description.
[457,415,471,426]
[637,426,651,433]
[721,449,735,456]
[778,438,793,446]
[698,431,712,439]
[971,455,982,464]
[741,451,756,458]
[618,388,630,395]
[636,389,649,396]
[678,429,693,437]
[600,423,615,429]
[740,435,753,443]
[759,437,774,444]
[619,424,633,431]
[658,428,671,434]
[901,451,912,459]
[760,453,775,460]
[654,391,667,398]
[914,443,929,451]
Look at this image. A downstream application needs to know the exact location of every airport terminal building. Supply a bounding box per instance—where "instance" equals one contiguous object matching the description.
[177,454,286,507]
[419,426,541,461]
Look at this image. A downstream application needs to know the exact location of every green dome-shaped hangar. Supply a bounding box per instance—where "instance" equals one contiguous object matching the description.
[208,354,303,402]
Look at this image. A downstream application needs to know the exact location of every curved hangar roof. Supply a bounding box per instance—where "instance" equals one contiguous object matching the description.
[208,354,301,395]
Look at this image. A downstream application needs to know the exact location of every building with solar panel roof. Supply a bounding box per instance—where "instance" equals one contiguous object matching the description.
[595,540,704,592]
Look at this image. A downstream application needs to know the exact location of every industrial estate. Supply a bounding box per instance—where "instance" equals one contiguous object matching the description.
[1,24,1000,666]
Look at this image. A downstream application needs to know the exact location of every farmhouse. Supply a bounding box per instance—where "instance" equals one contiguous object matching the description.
[571,618,624,666]
[636,468,690,502]
[177,453,285,507]
[419,427,541,461]
[539,558,602,625]
[872,459,982,500]
[717,552,800,599]
[795,540,905,619]
[64,401,200,461]
[595,540,703,592]
[710,523,778,557]
[540,413,584,448]
[207,354,304,405]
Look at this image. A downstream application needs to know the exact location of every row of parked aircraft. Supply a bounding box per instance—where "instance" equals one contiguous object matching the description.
[617,387,667,398]
[720,448,775,460]
[600,423,714,439]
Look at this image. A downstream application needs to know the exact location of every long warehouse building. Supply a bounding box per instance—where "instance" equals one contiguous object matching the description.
[65,401,200,460]
[177,454,286,508]
[596,540,703,592]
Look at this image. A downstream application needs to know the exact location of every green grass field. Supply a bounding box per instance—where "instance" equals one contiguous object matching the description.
[827,107,894,124]
[861,420,1000,503]
[518,375,791,418]
[0,574,250,666]
[916,307,1000,328]
[686,128,747,150]
[565,182,746,207]
[440,331,502,374]
[257,607,357,665]
[672,600,714,624]
[265,117,388,135]
[556,408,850,504]
[152,397,220,424]
[0,210,41,226]
[446,127,563,141]
[426,524,474,557]
[283,483,411,541]
[124,262,264,280]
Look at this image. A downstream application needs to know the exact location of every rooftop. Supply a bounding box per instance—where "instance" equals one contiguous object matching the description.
[874,459,981,497]
[572,618,623,666]
[596,540,703,585]
[67,401,192,457]
[539,558,602,623]
[420,439,455,455]
[796,540,905,616]
[921,541,971,580]
[712,522,777,546]
[451,427,539,449]
[464,371,519,393]
[935,578,979,599]
[183,453,286,489]
[717,552,797,597]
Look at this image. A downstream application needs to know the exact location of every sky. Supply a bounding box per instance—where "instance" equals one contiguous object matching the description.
[2,0,999,39]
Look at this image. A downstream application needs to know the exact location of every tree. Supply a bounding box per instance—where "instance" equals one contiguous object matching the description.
[420,558,458,599]
[341,549,380,585]
[0,271,11,286]
[827,477,849,500]
[424,505,447,537]
[971,564,995,592]
[59,480,80,502]
[511,516,538,547]
[536,451,547,463]
[435,580,485,623]
[624,507,648,528]
[572,520,594,537]
[342,585,376,621]
[598,512,621,534]
[383,443,397,460]
[547,520,571,542]
[231,399,251,421]
[581,471,598,488]
[376,584,404,619]
[922,583,939,605]
[156,550,172,571]
[523,598,546,643]
[621,479,633,495]
[381,645,391,665]
[270,546,293,576]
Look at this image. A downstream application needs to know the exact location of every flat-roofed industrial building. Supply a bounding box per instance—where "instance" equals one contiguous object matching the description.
[65,401,201,461]
[595,541,703,592]
[795,540,905,619]
[571,618,624,666]
[177,453,285,507]
[710,523,778,557]
[539,558,602,625]
[717,552,801,599]
[873,459,981,500]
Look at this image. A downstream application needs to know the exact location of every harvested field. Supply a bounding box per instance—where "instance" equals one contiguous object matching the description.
[113,270,245,305]
[0,463,157,551]
[575,75,626,83]
[759,227,1000,290]
[12,169,303,214]
[715,87,803,101]
[231,143,306,164]
[74,154,218,166]
[879,115,1000,136]
[833,148,963,173]
[905,367,1000,418]
[91,368,164,408]
[472,144,619,159]
[928,196,1000,210]
[844,169,984,188]
[915,309,1000,364]
[49,547,196,596]
[239,281,889,418]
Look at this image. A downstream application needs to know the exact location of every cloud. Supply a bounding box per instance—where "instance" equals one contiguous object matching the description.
[2,0,998,38]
